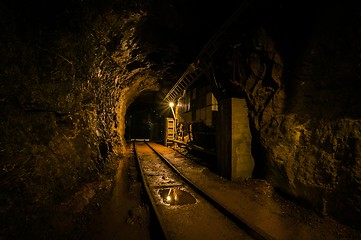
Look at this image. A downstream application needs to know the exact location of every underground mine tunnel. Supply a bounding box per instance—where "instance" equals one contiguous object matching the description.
[1,0,361,239]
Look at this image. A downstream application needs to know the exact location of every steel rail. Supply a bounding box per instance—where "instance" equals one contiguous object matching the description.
[144,142,275,240]
[133,141,169,240]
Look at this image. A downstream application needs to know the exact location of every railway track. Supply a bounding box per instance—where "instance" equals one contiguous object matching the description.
[133,141,274,240]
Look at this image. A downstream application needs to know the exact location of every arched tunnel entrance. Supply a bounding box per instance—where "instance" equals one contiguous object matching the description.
[125,91,171,142]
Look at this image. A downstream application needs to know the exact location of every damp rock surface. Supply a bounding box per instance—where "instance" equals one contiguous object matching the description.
[0,0,360,238]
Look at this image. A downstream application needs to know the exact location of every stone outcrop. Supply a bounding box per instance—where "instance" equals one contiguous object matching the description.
[219,2,361,227]
[0,1,175,238]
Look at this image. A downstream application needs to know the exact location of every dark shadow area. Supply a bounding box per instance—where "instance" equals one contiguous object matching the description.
[249,125,267,179]
[125,91,169,141]
[186,148,217,173]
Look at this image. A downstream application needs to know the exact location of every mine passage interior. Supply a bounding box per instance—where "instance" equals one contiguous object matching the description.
[1,0,361,239]
[125,91,167,141]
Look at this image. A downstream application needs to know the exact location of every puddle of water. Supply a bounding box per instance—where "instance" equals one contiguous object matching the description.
[159,188,196,205]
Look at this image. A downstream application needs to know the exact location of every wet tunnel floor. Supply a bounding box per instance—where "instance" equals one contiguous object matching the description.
[82,144,150,240]
[150,142,361,240]
[82,142,361,240]
[158,188,197,206]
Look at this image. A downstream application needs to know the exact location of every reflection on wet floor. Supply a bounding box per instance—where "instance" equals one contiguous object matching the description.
[159,188,196,205]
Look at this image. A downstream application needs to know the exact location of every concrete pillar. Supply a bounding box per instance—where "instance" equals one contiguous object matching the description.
[216,98,254,181]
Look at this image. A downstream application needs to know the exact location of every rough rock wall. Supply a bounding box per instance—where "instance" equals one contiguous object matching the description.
[0,1,169,238]
[230,2,361,227]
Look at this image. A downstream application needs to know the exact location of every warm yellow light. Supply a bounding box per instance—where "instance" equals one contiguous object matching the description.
[166,195,171,201]
[169,102,174,107]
